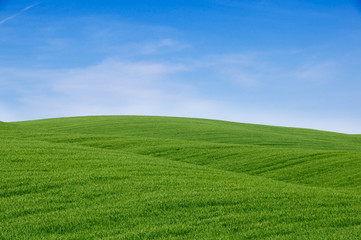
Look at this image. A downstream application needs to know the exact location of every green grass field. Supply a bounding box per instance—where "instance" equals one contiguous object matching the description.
[1,116,361,239]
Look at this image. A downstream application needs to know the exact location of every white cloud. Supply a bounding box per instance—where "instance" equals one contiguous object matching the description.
[294,61,337,84]
[136,39,189,55]
[1,53,360,134]
[52,59,189,106]
[2,59,218,121]
[189,53,268,87]
[192,52,340,89]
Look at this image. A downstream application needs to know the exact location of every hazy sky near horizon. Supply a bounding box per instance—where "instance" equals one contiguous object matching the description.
[1,0,361,133]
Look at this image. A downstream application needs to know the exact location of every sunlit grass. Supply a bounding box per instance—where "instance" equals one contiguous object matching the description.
[1,116,361,239]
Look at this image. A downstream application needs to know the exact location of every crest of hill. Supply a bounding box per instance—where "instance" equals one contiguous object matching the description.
[0,121,8,128]
[14,115,361,152]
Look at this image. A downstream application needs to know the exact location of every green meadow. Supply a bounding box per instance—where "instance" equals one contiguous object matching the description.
[1,116,361,239]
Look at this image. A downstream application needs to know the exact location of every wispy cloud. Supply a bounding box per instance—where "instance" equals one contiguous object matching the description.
[0,2,39,25]
[1,55,358,133]
[191,51,341,89]
[0,59,203,120]
[293,61,337,84]
[137,39,189,55]
[0,48,360,133]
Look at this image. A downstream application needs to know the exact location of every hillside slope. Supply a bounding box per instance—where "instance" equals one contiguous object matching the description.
[15,116,361,189]
[1,116,361,239]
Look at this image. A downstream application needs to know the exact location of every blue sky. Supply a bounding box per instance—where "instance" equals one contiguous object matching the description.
[1,0,361,133]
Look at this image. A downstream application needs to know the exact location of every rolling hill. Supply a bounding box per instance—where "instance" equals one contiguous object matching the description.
[1,116,361,239]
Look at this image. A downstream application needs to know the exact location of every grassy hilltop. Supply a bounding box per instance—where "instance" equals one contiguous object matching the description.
[1,116,361,239]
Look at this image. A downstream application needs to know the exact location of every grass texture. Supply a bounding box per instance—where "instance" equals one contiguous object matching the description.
[1,116,361,239]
